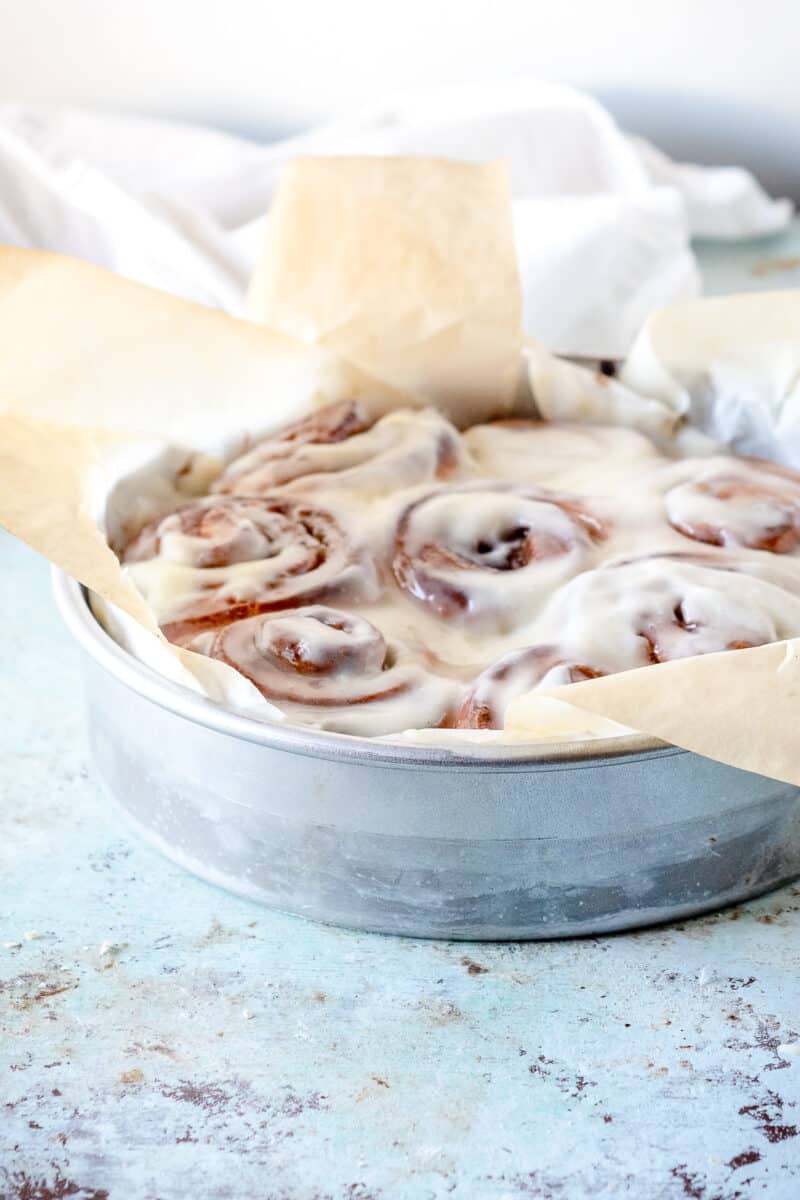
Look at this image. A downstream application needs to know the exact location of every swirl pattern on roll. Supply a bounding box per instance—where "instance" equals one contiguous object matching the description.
[206,606,458,735]
[533,555,800,670]
[124,494,377,642]
[214,404,466,495]
[212,400,374,492]
[665,457,800,553]
[392,483,606,626]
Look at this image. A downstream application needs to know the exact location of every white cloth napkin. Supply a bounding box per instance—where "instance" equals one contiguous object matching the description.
[0,80,792,358]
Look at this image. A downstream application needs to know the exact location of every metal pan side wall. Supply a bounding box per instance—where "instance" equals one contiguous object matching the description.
[55,571,800,939]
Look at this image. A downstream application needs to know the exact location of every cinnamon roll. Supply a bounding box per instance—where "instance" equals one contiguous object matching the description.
[456,553,800,728]
[123,495,377,641]
[204,606,458,734]
[214,403,466,495]
[457,647,603,730]
[534,556,800,673]
[665,457,800,554]
[212,400,374,492]
[392,483,606,628]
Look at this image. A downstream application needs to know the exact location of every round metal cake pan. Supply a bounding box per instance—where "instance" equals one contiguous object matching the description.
[54,569,800,940]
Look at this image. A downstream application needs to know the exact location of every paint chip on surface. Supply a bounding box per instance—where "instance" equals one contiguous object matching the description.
[98,941,126,958]
[119,1068,145,1085]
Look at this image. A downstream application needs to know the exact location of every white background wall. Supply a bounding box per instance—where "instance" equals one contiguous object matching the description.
[1,0,799,196]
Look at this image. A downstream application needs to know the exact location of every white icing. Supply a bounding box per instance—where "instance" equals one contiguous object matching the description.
[391,485,599,631]
[119,407,800,736]
[661,456,800,551]
[216,407,468,496]
[198,605,459,735]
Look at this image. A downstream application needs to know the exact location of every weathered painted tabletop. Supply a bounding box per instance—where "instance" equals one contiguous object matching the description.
[3,231,800,1200]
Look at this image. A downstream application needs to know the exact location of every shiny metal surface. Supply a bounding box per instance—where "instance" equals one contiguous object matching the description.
[54,569,800,939]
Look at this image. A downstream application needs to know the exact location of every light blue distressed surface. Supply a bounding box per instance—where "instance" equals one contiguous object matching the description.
[697,227,800,297]
[3,233,800,1200]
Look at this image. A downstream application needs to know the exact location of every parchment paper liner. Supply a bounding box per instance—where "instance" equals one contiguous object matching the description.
[246,157,523,419]
[1,157,800,783]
